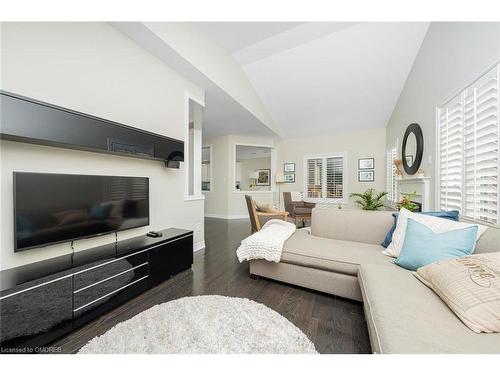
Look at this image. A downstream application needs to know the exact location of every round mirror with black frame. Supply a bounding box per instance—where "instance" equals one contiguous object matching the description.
[402,123,423,175]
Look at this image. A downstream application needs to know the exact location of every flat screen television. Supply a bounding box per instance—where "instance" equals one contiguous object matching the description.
[13,172,149,252]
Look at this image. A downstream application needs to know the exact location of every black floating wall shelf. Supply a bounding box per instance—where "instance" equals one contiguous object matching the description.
[0,91,184,167]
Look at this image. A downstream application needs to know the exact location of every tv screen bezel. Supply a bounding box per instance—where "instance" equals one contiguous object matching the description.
[13,172,150,252]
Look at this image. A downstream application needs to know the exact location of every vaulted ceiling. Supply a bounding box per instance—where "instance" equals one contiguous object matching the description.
[116,22,429,139]
[191,22,429,138]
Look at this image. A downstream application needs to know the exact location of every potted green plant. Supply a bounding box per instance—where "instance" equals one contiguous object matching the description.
[397,192,419,211]
[350,189,388,210]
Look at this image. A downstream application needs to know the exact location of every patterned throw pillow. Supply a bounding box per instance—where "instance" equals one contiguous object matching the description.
[415,252,500,333]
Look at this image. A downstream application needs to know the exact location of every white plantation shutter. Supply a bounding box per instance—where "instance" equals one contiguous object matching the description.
[464,68,499,223]
[439,95,464,212]
[305,154,346,201]
[438,64,499,225]
[386,148,397,203]
[326,157,344,199]
[306,158,323,198]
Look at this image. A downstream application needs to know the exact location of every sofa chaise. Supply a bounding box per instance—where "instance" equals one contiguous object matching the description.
[249,208,500,353]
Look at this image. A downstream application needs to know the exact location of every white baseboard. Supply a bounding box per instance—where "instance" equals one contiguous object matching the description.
[226,214,249,220]
[204,213,249,220]
[194,240,205,253]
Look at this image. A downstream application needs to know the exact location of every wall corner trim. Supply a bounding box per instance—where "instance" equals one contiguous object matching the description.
[194,241,206,253]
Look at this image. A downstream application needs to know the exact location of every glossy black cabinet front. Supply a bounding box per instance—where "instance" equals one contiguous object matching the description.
[0,92,184,163]
[0,229,193,352]
[149,235,193,287]
[0,271,73,350]
[73,252,149,318]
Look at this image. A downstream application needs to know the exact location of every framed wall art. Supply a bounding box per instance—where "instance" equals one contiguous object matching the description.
[284,163,295,172]
[284,173,295,183]
[358,170,374,182]
[256,169,271,186]
[358,158,374,170]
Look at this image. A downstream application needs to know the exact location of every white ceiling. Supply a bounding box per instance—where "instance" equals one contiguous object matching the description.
[190,22,303,53]
[116,22,429,140]
[192,22,430,138]
[233,22,360,65]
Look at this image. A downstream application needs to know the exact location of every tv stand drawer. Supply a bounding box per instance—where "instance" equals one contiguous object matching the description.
[73,264,148,316]
[73,251,148,290]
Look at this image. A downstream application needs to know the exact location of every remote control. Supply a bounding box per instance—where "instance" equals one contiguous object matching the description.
[147,231,163,238]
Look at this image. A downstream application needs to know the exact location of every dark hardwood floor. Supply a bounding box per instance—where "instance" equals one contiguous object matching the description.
[52,218,372,354]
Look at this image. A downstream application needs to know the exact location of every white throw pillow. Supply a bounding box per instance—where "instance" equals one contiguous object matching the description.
[383,208,488,258]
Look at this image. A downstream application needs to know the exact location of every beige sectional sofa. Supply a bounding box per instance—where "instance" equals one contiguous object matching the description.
[249,208,500,354]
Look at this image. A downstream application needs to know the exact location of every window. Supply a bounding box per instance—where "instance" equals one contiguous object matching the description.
[201,145,211,192]
[386,147,397,204]
[438,64,499,225]
[304,153,346,202]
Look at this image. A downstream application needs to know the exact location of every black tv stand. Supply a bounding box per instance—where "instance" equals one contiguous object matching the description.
[0,228,193,352]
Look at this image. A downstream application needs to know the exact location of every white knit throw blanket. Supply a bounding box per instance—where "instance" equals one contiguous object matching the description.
[236,219,296,263]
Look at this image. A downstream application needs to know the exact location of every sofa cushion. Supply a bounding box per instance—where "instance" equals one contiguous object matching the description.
[475,225,500,254]
[358,263,500,353]
[281,229,393,275]
[311,208,394,245]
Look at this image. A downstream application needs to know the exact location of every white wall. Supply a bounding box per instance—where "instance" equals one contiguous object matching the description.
[0,22,205,270]
[276,128,387,208]
[386,22,500,209]
[205,130,386,217]
[143,22,282,137]
[203,134,276,218]
[202,136,229,217]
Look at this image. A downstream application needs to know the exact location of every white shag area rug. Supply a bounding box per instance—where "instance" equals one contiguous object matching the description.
[78,295,318,354]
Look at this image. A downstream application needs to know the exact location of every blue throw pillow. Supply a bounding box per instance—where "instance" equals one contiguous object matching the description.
[394,218,478,271]
[381,210,459,248]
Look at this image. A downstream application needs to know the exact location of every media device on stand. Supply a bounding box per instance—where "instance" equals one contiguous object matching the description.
[147,231,163,238]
